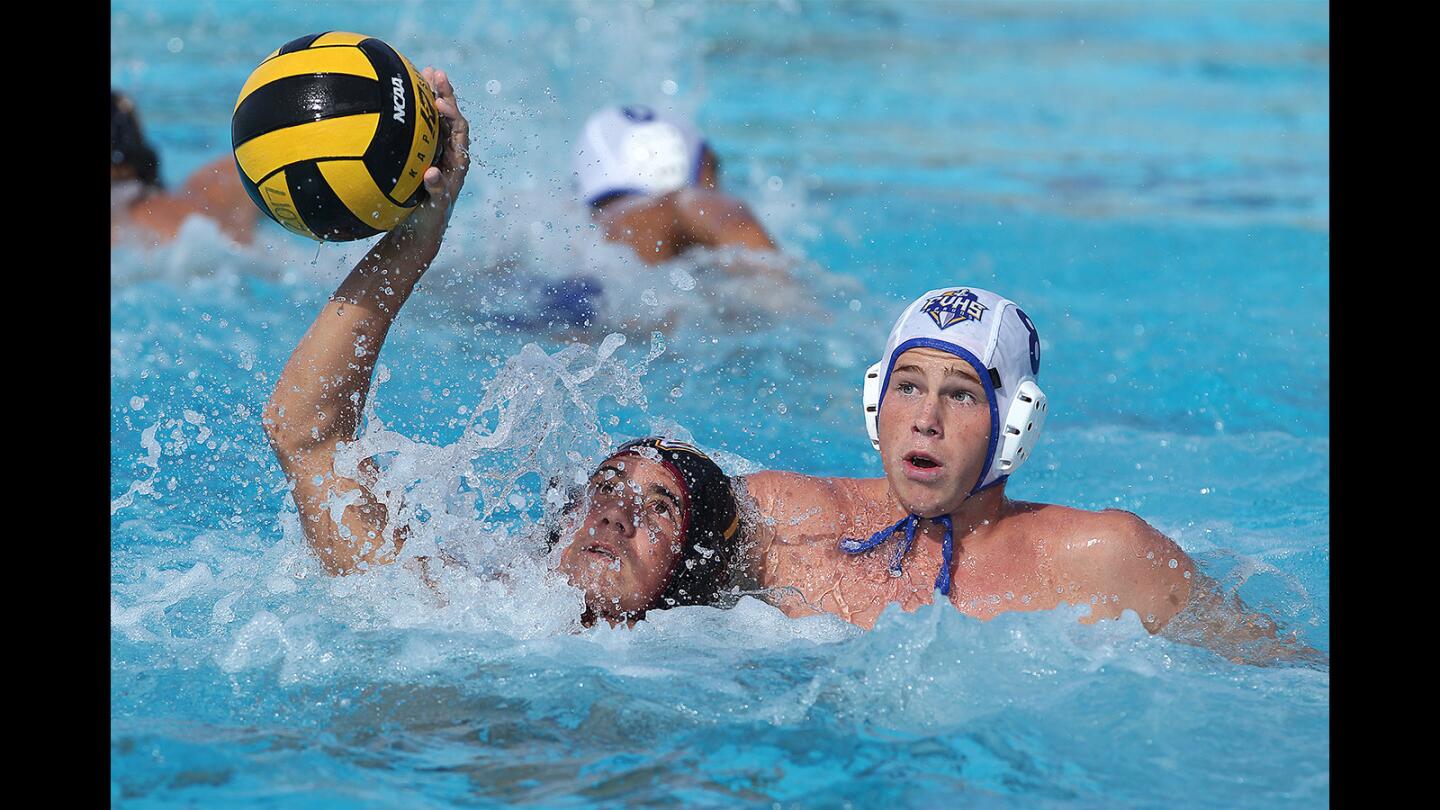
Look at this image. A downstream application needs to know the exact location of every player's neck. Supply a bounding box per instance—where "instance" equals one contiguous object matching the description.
[937,485,1007,547]
[875,480,1007,538]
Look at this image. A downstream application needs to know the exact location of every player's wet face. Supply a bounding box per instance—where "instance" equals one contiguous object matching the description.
[556,456,687,619]
[876,347,992,517]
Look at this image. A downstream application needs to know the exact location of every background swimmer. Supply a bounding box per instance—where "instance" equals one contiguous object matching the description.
[260,69,740,626]
[110,89,258,246]
[741,287,1320,665]
[574,105,778,265]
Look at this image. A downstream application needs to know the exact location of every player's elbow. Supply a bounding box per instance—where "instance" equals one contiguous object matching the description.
[261,395,320,462]
[261,397,297,452]
[301,503,398,577]
[311,544,361,576]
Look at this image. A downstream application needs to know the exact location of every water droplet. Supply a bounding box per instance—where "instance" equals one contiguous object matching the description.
[661,79,678,95]
[486,79,502,95]
[668,267,696,291]
[166,37,184,53]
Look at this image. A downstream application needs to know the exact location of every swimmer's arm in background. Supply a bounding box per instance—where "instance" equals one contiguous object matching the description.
[674,188,779,256]
[1160,571,1329,667]
[1069,510,1324,665]
[262,67,471,576]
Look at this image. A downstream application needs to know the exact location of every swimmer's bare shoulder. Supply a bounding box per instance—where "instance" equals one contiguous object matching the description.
[1000,501,1196,632]
[671,187,776,252]
[593,188,776,265]
[740,471,889,583]
[593,196,684,263]
[180,156,258,243]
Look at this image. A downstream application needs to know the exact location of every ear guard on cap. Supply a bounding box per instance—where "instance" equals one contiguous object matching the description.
[994,379,1047,475]
[863,361,883,450]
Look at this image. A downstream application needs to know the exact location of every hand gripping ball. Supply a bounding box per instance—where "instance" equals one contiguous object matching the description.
[231,32,445,242]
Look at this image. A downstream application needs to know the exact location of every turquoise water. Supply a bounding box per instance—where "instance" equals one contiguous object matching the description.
[111,1,1329,806]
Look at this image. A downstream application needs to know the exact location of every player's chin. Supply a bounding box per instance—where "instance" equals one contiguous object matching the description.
[893,478,965,518]
[585,578,655,619]
[561,550,616,587]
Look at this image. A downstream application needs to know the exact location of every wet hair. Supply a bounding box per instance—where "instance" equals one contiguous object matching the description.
[111,90,162,188]
[544,437,743,612]
[698,144,720,183]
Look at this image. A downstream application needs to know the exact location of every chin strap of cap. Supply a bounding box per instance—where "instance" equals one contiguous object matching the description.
[838,513,955,596]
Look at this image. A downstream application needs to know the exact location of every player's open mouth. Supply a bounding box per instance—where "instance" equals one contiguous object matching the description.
[583,542,621,563]
[906,452,941,468]
[903,451,945,481]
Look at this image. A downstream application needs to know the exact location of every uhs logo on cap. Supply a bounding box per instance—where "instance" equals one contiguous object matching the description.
[921,289,987,330]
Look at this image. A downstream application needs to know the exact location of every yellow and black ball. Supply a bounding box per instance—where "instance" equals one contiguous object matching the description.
[232,32,444,242]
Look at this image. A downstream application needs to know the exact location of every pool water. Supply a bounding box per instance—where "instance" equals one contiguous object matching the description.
[111,1,1329,806]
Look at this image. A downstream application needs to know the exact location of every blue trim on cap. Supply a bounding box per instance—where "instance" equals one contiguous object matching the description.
[586,186,646,207]
[973,474,1008,495]
[876,337,1000,497]
[620,105,657,122]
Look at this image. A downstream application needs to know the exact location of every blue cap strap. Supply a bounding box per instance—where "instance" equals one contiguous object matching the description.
[838,514,913,555]
[886,515,918,577]
[933,514,955,596]
[840,513,955,595]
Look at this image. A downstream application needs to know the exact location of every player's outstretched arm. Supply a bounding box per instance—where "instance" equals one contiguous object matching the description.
[261,67,471,574]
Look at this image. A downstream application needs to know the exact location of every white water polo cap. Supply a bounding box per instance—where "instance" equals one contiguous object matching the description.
[863,287,1048,494]
[573,105,707,205]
